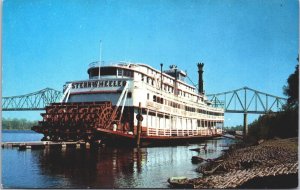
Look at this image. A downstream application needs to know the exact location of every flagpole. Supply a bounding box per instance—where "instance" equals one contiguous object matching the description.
[99,40,102,79]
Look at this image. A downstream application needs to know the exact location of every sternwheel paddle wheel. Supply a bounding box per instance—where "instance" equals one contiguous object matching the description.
[32,101,120,142]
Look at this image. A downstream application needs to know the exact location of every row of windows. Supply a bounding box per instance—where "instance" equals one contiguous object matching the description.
[144,68,194,92]
[89,67,134,78]
[140,74,198,100]
[118,69,134,77]
[151,94,223,116]
[88,67,196,99]
[89,66,195,94]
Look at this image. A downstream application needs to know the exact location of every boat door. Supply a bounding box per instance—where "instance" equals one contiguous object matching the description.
[171,116,176,136]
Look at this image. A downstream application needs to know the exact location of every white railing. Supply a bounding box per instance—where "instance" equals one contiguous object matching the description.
[89,61,106,68]
[146,127,219,137]
[88,61,137,68]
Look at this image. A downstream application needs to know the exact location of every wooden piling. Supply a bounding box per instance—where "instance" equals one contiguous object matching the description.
[2,141,87,150]
[136,102,142,147]
[86,142,90,149]
[62,143,67,149]
[243,112,248,139]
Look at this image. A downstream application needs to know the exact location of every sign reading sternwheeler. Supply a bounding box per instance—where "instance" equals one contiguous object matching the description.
[66,80,127,89]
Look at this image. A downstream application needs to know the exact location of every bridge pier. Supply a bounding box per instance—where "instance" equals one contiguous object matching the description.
[243,112,248,139]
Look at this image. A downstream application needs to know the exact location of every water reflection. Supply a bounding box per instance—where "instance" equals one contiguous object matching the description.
[2,138,235,188]
[38,147,148,188]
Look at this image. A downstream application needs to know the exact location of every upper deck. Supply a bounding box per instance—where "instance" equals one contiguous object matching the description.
[86,61,198,95]
[63,61,222,112]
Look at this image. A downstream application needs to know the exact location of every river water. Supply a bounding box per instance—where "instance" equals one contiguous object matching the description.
[1,130,235,188]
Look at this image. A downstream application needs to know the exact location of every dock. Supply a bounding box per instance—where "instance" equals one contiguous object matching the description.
[1,141,97,150]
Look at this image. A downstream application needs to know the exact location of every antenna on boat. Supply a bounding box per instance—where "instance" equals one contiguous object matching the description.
[160,63,163,90]
[98,40,102,79]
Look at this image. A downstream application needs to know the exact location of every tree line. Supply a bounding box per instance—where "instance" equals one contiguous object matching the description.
[2,118,38,130]
[223,125,243,131]
[247,63,299,142]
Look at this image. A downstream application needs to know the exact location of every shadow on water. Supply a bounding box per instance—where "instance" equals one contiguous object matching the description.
[38,147,147,188]
[2,136,235,188]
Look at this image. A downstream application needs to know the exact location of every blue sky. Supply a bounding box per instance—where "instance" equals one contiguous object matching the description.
[2,0,299,126]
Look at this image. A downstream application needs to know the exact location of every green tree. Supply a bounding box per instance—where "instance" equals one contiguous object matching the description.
[2,117,38,130]
[248,62,299,141]
[283,64,299,110]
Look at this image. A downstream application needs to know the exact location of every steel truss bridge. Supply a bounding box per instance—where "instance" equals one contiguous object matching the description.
[2,86,287,138]
[206,86,287,137]
[206,86,286,114]
[2,88,62,111]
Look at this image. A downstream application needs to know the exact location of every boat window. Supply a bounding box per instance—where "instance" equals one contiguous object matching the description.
[117,69,123,76]
[103,67,117,76]
[197,120,201,127]
[149,112,156,116]
[157,113,164,118]
[123,69,133,77]
[142,108,147,114]
[157,97,160,103]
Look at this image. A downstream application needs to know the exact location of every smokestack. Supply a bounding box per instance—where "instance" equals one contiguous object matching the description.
[197,63,204,94]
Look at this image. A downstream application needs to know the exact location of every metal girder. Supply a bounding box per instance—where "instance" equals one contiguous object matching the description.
[2,86,287,114]
[207,86,287,114]
[2,88,63,111]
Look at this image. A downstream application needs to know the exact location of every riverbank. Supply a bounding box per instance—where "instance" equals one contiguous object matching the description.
[170,137,298,188]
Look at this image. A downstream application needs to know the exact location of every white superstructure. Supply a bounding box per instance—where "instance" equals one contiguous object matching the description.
[62,61,224,137]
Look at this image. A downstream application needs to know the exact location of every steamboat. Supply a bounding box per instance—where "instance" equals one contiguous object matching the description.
[32,61,224,146]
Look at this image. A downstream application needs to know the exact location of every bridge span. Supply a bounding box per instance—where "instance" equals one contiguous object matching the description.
[2,88,62,111]
[206,86,287,138]
[2,86,287,138]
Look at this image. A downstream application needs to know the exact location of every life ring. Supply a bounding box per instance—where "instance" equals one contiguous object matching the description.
[136,114,144,122]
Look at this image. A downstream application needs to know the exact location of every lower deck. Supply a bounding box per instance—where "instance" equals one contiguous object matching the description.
[95,128,222,147]
[32,101,223,143]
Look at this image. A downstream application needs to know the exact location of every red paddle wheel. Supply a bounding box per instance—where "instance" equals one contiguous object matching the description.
[32,101,121,141]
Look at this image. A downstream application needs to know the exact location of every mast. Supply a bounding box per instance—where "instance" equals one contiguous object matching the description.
[98,40,102,79]
[160,63,163,90]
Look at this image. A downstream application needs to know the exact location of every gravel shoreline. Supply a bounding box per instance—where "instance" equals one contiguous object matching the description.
[170,137,298,188]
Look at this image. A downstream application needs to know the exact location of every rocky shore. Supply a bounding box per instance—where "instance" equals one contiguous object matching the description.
[169,137,298,188]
